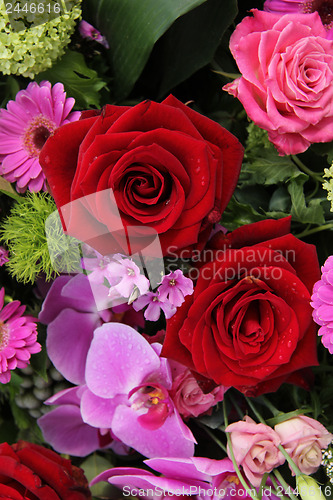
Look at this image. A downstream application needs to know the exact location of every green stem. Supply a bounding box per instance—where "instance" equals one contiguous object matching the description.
[228,393,246,420]
[291,155,323,182]
[268,474,292,500]
[255,396,280,417]
[245,397,266,423]
[306,181,319,200]
[273,470,299,500]
[278,445,302,477]
[223,401,260,500]
[295,223,333,239]
[202,425,227,453]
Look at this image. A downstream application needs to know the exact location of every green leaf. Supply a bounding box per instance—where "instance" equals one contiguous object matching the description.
[10,400,33,431]
[85,0,209,99]
[156,0,238,97]
[36,51,107,108]
[197,404,224,429]
[242,122,303,186]
[241,157,302,186]
[80,454,114,497]
[0,75,20,108]
[222,196,266,231]
[268,186,291,212]
[288,175,325,225]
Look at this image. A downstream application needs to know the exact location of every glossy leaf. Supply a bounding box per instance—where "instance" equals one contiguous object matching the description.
[36,51,107,109]
[84,0,212,98]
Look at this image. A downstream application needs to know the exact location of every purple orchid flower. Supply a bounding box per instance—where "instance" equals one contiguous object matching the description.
[39,273,143,385]
[92,457,284,500]
[91,456,236,499]
[80,323,196,458]
[37,386,129,457]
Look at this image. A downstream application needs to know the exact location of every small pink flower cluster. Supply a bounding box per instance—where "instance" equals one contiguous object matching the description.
[226,415,332,487]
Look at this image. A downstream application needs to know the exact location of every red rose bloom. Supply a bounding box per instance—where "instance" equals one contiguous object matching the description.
[0,441,91,499]
[39,95,243,256]
[162,218,320,396]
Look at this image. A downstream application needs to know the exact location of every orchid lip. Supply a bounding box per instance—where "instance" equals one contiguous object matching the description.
[128,383,173,430]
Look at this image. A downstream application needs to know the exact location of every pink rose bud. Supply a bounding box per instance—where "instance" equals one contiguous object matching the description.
[225,416,285,487]
[170,369,228,418]
[275,416,333,476]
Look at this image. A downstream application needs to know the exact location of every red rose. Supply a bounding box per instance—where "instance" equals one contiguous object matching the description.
[162,218,320,396]
[0,441,91,499]
[40,95,243,256]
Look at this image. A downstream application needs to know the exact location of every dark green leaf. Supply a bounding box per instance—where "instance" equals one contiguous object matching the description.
[0,76,20,108]
[10,400,33,431]
[288,176,325,225]
[222,196,266,231]
[36,51,107,108]
[156,0,238,97]
[268,186,291,212]
[80,454,114,497]
[85,0,209,99]
[241,157,302,186]
[197,404,225,429]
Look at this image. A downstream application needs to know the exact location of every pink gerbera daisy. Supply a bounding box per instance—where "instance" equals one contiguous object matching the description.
[0,81,80,193]
[264,0,333,37]
[0,288,40,383]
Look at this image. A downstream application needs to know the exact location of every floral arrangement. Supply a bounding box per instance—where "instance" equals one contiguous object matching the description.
[1,0,333,499]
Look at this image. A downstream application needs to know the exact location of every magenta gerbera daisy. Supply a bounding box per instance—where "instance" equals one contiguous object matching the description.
[0,288,40,384]
[264,0,333,36]
[311,255,333,354]
[0,81,81,193]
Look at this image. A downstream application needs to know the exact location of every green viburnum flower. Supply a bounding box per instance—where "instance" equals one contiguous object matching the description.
[322,164,333,212]
[0,192,82,283]
[0,0,81,78]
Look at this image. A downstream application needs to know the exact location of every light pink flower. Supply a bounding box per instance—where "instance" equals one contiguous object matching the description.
[223,10,333,155]
[106,256,150,300]
[225,416,285,487]
[158,270,194,308]
[170,368,228,419]
[275,416,333,475]
[0,81,80,192]
[0,288,40,383]
[133,292,177,321]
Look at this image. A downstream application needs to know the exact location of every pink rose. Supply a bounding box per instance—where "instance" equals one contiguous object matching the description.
[225,416,285,486]
[170,369,228,418]
[224,10,333,155]
[275,416,333,475]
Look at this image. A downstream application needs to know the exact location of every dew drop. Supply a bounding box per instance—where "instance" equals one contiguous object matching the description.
[287,340,293,348]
